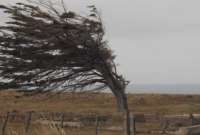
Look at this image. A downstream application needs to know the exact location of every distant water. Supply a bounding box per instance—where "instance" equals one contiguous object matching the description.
[126,84,200,94]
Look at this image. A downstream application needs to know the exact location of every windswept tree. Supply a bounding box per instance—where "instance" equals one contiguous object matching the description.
[0,1,130,134]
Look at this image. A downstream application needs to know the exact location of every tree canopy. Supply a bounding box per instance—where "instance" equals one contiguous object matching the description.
[0,0,129,111]
[0,1,132,134]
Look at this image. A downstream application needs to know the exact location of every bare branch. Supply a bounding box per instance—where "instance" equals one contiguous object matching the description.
[0,0,129,111]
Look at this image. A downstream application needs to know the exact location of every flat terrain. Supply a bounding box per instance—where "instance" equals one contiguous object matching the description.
[1,90,200,115]
[1,90,200,135]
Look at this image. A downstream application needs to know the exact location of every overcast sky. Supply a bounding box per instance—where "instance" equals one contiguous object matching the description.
[1,0,200,84]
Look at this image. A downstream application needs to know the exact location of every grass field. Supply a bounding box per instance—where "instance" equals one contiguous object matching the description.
[1,90,200,135]
[1,90,200,114]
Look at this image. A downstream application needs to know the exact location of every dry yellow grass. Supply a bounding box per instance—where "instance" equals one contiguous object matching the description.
[1,90,200,115]
[3,117,123,135]
[1,90,199,135]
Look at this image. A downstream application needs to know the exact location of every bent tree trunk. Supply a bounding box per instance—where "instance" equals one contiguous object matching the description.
[97,63,131,135]
[113,89,131,135]
[105,75,131,135]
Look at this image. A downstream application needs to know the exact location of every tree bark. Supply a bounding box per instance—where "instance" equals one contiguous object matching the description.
[99,67,131,135]
[114,90,131,135]
[107,77,130,135]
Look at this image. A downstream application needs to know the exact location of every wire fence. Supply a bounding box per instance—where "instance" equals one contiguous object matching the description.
[0,111,200,135]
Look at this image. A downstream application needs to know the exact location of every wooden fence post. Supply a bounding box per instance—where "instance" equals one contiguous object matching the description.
[189,113,194,125]
[130,112,136,135]
[10,112,16,122]
[95,115,99,135]
[60,113,65,128]
[25,111,32,134]
[133,113,136,135]
[124,112,130,135]
[124,113,126,135]
[2,112,10,135]
[51,112,54,121]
